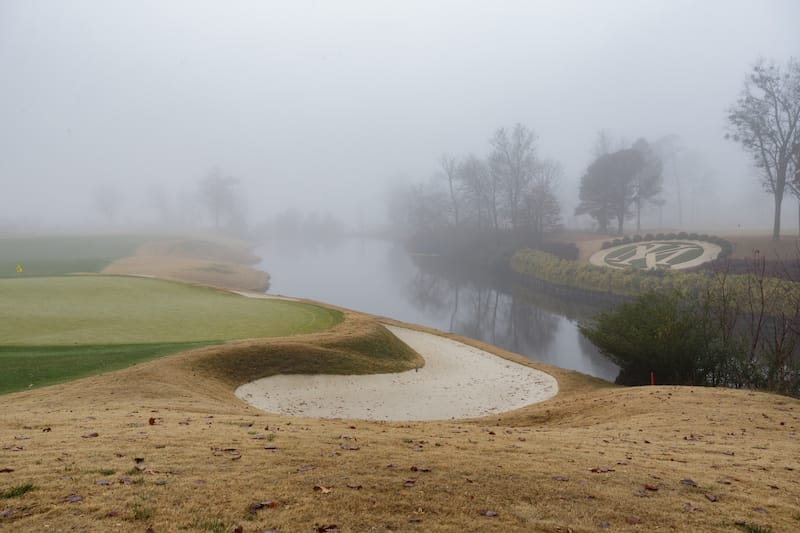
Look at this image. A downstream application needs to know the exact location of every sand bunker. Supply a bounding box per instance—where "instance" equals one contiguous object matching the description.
[235,325,558,421]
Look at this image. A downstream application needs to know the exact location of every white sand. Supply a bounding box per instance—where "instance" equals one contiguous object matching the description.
[235,325,558,421]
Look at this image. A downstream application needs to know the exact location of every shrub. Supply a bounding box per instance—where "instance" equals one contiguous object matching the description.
[580,291,710,385]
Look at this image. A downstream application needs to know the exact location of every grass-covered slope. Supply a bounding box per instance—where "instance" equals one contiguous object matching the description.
[193,313,423,387]
[0,275,342,393]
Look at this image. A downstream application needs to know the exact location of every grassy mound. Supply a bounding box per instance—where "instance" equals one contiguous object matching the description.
[193,314,423,387]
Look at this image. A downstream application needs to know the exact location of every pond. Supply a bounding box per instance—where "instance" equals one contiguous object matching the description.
[256,238,619,381]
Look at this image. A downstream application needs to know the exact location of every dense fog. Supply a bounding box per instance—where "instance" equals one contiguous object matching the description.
[1,0,798,234]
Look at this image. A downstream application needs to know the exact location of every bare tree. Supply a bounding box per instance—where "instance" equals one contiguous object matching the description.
[458,154,498,231]
[438,154,460,225]
[521,159,562,238]
[200,167,240,230]
[727,57,800,241]
[631,138,664,232]
[93,185,124,224]
[489,124,538,230]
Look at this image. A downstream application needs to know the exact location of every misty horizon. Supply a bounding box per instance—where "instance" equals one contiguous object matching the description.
[1,0,798,234]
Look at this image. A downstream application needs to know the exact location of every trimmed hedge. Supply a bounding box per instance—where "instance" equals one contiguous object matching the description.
[510,249,799,309]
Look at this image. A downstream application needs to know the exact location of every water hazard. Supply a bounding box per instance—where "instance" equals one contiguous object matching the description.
[256,238,619,381]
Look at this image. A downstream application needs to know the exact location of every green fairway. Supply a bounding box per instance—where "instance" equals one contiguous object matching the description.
[0,275,343,393]
[0,235,147,277]
[0,276,341,344]
[0,342,216,394]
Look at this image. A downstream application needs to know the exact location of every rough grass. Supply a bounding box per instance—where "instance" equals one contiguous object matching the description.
[0,483,34,499]
[193,314,423,387]
[0,276,341,345]
[0,235,146,277]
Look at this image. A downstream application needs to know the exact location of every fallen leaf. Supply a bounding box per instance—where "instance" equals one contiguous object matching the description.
[81,432,99,439]
[410,466,431,472]
[346,484,363,490]
[479,510,498,517]
[680,479,698,487]
[264,445,278,450]
[589,467,615,473]
[248,500,276,513]
[403,479,416,488]
[148,417,156,425]
[0,468,14,474]
[754,507,768,514]
[313,485,333,494]
[705,493,718,502]
[63,494,82,503]
[408,517,423,523]
[316,525,338,532]
[644,484,659,491]
[134,457,145,464]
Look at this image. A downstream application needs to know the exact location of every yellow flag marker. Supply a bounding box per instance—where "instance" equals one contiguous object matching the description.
[16,264,23,273]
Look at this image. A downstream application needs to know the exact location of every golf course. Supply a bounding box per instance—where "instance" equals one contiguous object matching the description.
[1,234,799,532]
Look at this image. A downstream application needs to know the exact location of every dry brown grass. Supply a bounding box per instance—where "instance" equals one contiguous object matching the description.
[2,315,798,532]
[2,239,799,532]
[103,237,269,292]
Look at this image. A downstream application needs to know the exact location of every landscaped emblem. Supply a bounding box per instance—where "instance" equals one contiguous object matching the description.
[590,240,721,271]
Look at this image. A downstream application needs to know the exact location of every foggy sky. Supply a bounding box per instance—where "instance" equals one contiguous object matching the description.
[1,0,798,232]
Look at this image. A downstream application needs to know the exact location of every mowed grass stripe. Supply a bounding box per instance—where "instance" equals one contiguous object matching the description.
[0,342,217,394]
[0,276,342,344]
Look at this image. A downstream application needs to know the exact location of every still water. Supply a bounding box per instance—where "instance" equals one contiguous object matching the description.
[256,238,619,381]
